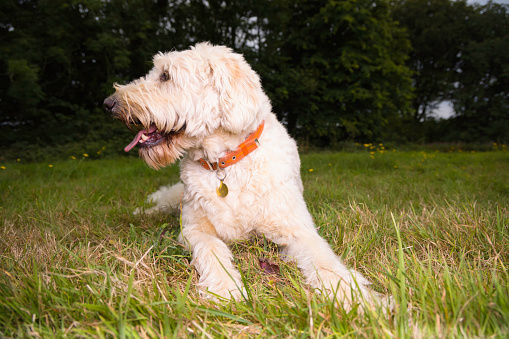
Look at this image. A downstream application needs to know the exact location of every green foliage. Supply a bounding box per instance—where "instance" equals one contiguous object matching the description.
[392,0,509,143]
[6,59,44,108]
[450,2,509,143]
[0,0,508,150]
[1,0,413,150]
[256,0,414,144]
[392,0,472,122]
[0,0,183,147]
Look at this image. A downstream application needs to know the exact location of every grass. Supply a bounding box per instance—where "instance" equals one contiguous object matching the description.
[0,148,508,337]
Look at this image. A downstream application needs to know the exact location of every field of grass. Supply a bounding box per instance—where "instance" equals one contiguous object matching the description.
[1,147,508,338]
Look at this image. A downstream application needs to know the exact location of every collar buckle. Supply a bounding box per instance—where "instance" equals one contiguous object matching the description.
[199,158,215,171]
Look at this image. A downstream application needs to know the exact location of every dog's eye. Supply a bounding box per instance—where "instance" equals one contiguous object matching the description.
[160,70,171,82]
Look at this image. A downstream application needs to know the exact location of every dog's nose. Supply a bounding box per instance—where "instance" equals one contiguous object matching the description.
[103,97,116,112]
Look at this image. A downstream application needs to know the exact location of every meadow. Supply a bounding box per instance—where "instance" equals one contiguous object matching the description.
[0,146,508,338]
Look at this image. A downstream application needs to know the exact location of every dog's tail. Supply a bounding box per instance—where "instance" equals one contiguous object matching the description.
[134,182,184,215]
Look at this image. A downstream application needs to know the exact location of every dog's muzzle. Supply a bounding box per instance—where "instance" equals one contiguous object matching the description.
[103,97,117,114]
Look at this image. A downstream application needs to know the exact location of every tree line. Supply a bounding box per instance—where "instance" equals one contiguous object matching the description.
[1,0,508,150]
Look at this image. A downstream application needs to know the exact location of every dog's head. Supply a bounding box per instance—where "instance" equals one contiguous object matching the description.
[103,43,266,169]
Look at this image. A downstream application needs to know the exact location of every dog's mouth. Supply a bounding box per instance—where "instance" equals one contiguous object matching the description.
[124,123,186,152]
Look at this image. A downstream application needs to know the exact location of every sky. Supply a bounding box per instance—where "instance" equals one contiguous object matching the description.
[433,102,455,120]
[467,0,509,4]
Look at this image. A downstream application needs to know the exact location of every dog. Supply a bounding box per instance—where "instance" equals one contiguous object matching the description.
[104,42,380,311]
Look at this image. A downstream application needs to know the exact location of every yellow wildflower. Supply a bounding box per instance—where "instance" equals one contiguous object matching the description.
[16,159,21,162]
[71,156,76,160]
[0,166,6,170]
[83,153,89,157]
[309,169,314,172]
[48,165,53,168]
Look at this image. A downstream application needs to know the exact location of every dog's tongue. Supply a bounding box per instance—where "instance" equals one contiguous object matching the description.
[124,125,157,152]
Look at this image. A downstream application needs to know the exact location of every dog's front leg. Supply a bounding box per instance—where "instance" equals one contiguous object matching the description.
[179,210,244,301]
[259,218,375,311]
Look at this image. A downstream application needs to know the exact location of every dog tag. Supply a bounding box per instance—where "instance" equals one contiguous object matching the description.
[216,180,228,197]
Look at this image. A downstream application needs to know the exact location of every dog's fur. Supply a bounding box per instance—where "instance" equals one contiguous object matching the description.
[105,43,379,310]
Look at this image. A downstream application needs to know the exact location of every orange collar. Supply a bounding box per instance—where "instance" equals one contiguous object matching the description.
[199,121,264,171]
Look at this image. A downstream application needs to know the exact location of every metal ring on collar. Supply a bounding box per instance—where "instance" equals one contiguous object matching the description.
[216,168,226,181]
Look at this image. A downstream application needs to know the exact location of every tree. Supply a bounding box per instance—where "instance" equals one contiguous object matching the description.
[0,0,414,149]
[258,0,414,143]
[391,0,473,122]
[0,0,185,147]
[450,2,509,142]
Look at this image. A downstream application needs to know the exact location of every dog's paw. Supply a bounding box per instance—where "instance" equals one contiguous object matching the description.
[202,284,246,303]
[132,206,156,215]
[325,287,393,316]
[133,205,168,215]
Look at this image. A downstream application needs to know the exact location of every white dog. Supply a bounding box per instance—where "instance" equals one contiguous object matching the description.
[104,43,378,310]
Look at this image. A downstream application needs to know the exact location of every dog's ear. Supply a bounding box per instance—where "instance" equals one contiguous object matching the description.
[199,43,262,134]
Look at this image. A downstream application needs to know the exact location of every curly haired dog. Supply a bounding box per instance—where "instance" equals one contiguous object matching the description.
[104,42,379,310]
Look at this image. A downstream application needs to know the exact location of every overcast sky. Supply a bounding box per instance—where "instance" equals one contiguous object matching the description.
[467,0,509,4]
